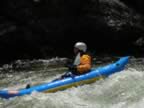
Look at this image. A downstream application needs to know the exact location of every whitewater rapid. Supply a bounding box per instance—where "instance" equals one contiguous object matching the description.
[0,57,144,108]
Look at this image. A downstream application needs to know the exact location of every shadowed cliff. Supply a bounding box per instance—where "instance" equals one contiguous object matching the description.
[0,0,144,64]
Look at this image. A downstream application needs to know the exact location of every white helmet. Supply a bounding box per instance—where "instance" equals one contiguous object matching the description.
[74,42,87,52]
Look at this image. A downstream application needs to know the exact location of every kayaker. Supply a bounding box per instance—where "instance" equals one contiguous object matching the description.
[61,42,92,78]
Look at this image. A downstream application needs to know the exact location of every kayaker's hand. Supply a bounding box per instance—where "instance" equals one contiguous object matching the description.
[67,65,77,72]
[64,59,73,67]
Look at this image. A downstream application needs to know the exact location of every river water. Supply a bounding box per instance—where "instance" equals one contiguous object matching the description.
[0,56,144,108]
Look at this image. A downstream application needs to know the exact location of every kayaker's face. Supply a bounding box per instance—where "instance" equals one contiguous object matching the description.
[74,47,79,55]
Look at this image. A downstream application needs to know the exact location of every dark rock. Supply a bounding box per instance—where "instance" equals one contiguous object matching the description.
[0,0,144,65]
[120,0,144,14]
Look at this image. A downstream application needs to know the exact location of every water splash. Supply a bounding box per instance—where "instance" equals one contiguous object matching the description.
[0,57,144,108]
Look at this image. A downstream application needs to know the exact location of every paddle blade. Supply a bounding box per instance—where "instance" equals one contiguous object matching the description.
[73,53,80,65]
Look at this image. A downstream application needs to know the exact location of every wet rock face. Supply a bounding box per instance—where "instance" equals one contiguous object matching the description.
[0,0,144,64]
[120,0,144,14]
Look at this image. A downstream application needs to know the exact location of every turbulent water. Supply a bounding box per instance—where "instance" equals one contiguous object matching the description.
[0,56,144,108]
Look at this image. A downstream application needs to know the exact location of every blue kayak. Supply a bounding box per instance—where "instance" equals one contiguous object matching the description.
[0,56,129,99]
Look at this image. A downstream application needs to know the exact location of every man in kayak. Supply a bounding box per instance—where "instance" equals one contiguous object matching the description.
[61,42,92,78]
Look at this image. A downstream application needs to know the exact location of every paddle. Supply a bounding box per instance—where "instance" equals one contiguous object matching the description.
[52,53,81,82]
[73,52,80,66]
[63,52,81,78]
[25,53,81,88]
